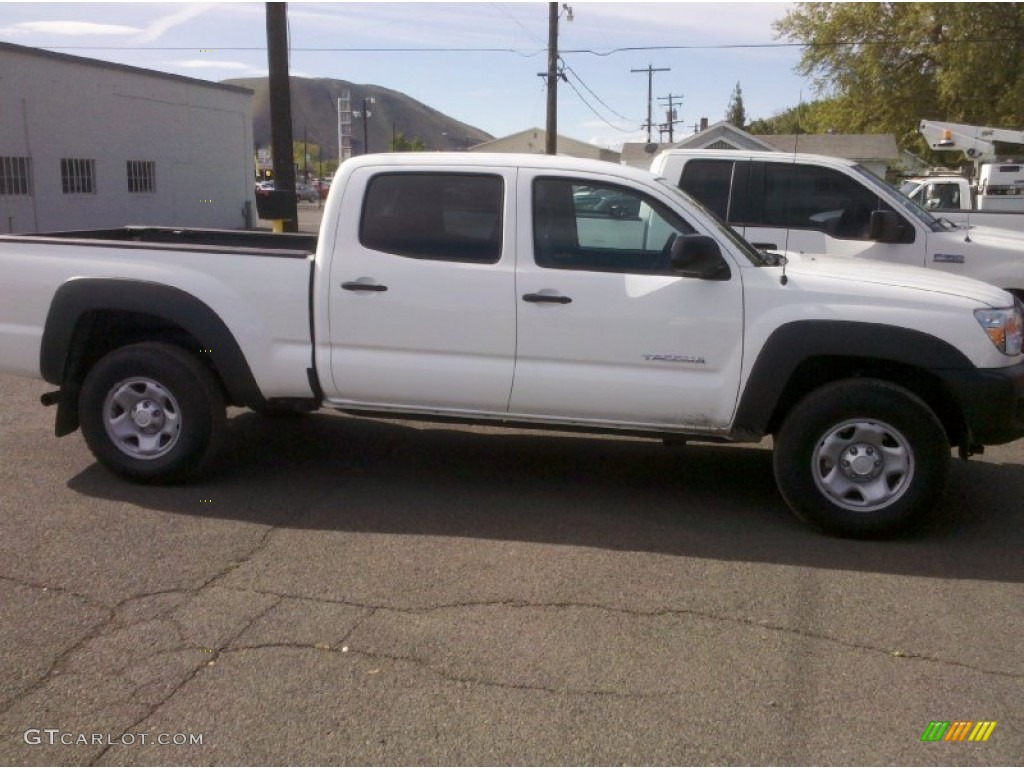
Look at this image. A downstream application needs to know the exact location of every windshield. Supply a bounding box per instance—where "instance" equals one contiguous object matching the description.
[848,164,952,232]
[654,176,772,266]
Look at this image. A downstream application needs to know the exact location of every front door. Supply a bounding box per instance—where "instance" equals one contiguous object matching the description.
[509,172,744,431]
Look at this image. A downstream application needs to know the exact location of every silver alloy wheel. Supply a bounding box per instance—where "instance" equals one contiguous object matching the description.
[811,419,915,512]
[102,377,182,460]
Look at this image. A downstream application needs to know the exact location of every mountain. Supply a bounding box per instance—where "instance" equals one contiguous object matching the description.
[223,76,493,158]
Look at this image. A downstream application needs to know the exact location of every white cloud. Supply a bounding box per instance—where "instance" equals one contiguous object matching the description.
[137,4,212,44]
[7,20,142,37]
[0,5,212,45]
[171,59,253,71]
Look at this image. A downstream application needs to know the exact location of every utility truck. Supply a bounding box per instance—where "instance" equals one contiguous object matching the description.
[2,153,1024,538]
[906,121,1024,229]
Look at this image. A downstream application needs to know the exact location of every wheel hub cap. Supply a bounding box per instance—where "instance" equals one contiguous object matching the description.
[130,400,164,430]
[812,420,914,512]
[103,378,182,460]
[840,443,883,481]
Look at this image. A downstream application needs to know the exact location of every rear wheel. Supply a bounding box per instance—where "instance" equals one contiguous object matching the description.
[79,343,225,483]
[773,379,949,537]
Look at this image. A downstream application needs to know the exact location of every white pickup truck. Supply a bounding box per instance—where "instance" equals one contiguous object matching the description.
[651,149,1024,297]
[2,153,1024,537]
[900,172,1024,233]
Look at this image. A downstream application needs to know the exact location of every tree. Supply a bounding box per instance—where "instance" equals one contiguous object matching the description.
[725,82,747,128]
[746,98,847,135]
[389,132,427,152]
[774,3,1024,153]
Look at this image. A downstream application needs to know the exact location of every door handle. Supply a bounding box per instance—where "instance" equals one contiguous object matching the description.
[341,281,388,292]
[522,292,572,304]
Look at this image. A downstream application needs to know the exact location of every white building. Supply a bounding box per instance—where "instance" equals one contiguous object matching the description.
[0,41,256,234]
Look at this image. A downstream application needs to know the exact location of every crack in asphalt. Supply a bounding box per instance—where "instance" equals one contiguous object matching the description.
[90,594,285,766]
[213,588,1024,681]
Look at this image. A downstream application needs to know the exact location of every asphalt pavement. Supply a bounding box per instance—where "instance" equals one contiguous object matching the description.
[0,366,1021,765]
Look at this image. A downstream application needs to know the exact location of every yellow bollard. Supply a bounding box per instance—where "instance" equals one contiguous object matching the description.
[271,219,285,233]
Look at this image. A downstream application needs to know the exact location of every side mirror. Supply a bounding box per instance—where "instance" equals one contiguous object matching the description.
[868,210,907,243]
[670,235,731,281]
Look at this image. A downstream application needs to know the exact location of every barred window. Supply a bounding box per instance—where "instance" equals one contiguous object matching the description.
[0,156,32,196]
[61,158,96,194]
[127,160,156,193]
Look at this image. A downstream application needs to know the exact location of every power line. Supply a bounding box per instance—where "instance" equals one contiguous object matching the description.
[562,64,636,123]
[561,74,640,134]
[30,38,1022,55]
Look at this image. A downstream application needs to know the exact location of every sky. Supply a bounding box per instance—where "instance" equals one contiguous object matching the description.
[0,1,811,149]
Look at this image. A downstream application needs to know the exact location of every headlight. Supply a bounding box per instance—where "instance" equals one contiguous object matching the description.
[975,306,1024,355]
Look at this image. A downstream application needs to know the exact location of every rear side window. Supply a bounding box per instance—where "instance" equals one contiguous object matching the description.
[360,173,503,263]
[679,159,734,219]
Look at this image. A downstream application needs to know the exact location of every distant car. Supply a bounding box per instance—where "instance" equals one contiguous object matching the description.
[296,183,319,203]
[573,188,641,218]
[255,181,275,196]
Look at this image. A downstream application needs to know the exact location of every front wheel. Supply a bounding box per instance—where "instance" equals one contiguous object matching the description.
[79,343,226,483]
[773,379,949,537]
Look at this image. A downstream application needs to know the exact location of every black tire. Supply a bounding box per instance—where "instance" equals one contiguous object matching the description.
[79,342,226,483]
[773,378,949,538]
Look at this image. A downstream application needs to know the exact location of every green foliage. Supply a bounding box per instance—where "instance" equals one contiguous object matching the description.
[747,98,850,136]
[389,132,427,152]
[773,2,1024,152]
[284,142,338,178]
[725,82,747,128]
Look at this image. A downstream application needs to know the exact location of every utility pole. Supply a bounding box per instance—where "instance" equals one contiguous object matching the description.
[657,93,685,144]
[266,2,297,232]
[631,64,670,143]
[541,4,572,155]
[545,2,559,155]
[355,96,374,154]
[303,126,308,182]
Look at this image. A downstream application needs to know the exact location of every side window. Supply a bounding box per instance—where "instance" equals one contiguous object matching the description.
[360,172,503,263]
[679,159,733,219]
[533,177,694,273]
[762,163,891,240]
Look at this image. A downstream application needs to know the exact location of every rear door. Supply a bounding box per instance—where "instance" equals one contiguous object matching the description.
[509,171,744,431]
[325,166,516,413]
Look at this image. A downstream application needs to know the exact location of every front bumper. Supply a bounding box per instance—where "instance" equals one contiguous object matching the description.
[937,360,1024,446]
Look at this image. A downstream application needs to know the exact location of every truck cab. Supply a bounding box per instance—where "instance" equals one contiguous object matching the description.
[650,148,1024,295]
[900,174,971,211]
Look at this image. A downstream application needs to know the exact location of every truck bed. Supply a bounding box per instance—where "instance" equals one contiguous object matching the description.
[1,226,317,257]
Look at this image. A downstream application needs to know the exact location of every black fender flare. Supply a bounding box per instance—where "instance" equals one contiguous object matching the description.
[733,320,973,436]
[40,278,266,411]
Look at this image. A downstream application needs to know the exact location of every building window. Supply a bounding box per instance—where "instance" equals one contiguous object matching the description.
[61,158,96,194]
[127,160,156,193]
[0,156,32,196]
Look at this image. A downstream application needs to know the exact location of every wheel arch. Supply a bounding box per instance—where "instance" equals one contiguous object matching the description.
[40,279,266,433]
[734,321,972,446]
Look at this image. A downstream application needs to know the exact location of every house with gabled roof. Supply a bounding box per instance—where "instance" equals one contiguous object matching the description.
[622,120,900,178]
[469,128,620,163]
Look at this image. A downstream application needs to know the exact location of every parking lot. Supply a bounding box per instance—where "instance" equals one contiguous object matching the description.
[0,365,1021,765]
